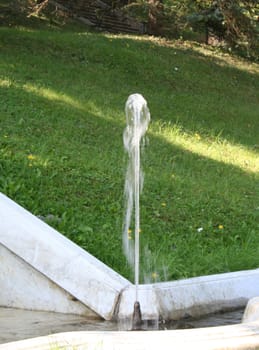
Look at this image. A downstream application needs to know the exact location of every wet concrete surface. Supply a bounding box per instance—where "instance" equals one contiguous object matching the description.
[0,307,244,344]
[0,308,117,344]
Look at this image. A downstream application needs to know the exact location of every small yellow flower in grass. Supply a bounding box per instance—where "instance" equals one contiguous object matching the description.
[218,224,224,230]
[152,272,158,280]
[195,133,201,140]
[161,202,166,207]
[27,154,36,160]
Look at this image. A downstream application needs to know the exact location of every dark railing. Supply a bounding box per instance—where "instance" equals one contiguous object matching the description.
[56,0,145,34]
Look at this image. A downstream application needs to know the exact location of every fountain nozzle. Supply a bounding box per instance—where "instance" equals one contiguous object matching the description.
[132,301,142,330]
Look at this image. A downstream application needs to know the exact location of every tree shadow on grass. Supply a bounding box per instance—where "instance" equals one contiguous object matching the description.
[2,26,258,153]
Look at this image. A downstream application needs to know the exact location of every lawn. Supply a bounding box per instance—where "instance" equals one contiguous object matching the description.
[0,21,258,282]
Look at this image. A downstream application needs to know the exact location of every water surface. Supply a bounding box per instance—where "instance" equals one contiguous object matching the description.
[0,307,244,344]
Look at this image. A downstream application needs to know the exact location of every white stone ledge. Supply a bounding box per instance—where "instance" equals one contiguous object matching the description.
[243,297,259,323]
[2,320,259,350]
[0,244,97,316]
[0,193,131,320]
[118,269,259,321]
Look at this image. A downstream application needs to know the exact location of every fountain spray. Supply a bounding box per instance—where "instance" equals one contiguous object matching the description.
[123,94,150,330]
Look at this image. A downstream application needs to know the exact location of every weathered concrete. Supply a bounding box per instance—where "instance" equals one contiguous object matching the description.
[0,244,97,316]
[0,192,131,320]
[243,297,259,323]
[117,270,259,322]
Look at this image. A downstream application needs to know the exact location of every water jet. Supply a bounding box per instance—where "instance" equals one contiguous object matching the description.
[123,93,150,330]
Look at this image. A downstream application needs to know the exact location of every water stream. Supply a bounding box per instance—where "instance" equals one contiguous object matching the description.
[123,93,150,301]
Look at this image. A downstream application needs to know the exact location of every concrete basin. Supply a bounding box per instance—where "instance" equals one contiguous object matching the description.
[1,192,259,349]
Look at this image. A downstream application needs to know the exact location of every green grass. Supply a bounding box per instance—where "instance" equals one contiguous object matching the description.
[0,21,258,283]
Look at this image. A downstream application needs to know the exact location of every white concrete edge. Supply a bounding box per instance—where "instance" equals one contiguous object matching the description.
[155,268,259,320]
[1,319,259,350]
[0,243,98,316]
[118,269,259,321]
[242,297,259,323]
[0,193,131,320]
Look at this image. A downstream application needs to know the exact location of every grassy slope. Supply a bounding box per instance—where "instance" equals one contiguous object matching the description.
[0,22,258,282]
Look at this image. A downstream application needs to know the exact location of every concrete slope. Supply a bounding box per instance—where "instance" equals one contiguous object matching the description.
[0,243,98,317]
[0,192,131,320]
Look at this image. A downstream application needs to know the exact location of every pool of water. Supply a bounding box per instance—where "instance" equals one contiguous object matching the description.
[0,308,116,344]
[160,308,244,330]
[0,307,244,344]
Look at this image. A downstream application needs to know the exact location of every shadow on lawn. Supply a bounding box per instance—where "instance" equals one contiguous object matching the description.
[1,26,258,152]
